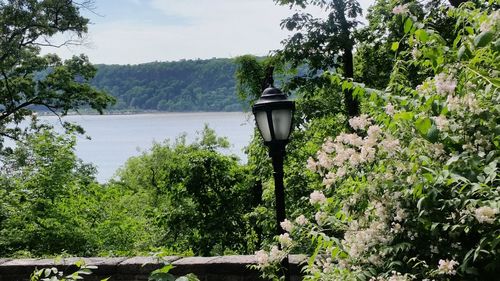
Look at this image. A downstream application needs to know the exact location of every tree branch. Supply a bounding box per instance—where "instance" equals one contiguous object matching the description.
[0,131,20,142]
[0,98,39,123]
[39,102,64,127]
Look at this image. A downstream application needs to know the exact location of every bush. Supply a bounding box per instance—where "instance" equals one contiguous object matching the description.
[256,3,499,280]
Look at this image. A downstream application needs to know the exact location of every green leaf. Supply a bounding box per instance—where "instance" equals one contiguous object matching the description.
[404,18,413,34]
[453,34,462,48]
[44,269,51,278]
[78,269,93,275]
[415,117,432,135]
[391,42,400,51]
[474,31,494,48]
[415,29,428,43]
[341,80,353,91]
[458,45,471,60]
[308,237,323,266]
[426,125,439,143]
[394,111,413,120]
[417,197,425,211]
[154,264,174,274]
[431,223,439,231]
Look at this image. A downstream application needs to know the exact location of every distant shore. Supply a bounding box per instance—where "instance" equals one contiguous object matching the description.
[34,109,247,116]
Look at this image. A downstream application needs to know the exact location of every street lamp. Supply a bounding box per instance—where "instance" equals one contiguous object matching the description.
[252,86,295,281]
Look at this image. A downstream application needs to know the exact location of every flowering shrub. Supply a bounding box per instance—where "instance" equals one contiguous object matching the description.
[256,3,499,280]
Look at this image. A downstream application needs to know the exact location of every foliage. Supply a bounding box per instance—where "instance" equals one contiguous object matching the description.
[113,125,255,256]
[234,55,276,106]
[273,0,362,116]
[0,0,115,147]
[353,0,424,90]
[92,59,241,112]
[274,0,361,75]
[0,125,158,257]
[0,128,98,256]
[30,260,102,281]
[0,124,262,257]
[29,260,199,281]
[256,2,499,280]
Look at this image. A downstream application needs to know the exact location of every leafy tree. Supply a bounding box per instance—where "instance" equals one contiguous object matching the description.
[353,0,422,90]
[0,128,98,256]
[274,0,362,116]
[0,0,115,147]
[115,126,256,256]
[91,59,241,113]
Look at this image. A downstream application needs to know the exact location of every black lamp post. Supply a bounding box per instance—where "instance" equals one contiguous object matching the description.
[252,86,295,281]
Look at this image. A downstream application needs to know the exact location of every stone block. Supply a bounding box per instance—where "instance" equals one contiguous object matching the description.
[117,256,180,274]
[60,257,127,276]
[0,258,56,274]
[171,256,220,277]
[205,255,259,275]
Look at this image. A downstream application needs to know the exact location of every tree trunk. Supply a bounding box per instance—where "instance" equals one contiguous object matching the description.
[342,47,360,117]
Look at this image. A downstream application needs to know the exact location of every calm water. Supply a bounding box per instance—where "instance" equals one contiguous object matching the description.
[37,112,254,182]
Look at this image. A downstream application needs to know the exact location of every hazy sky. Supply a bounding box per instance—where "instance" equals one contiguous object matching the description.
[42,0,374,65]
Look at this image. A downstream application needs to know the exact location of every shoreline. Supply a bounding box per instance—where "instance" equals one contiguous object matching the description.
[35,110,248,117]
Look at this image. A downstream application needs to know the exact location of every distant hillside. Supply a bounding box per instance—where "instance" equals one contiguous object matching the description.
[92,58,241,112]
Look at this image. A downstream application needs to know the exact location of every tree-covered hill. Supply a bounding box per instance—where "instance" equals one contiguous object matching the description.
[92,58,241,112]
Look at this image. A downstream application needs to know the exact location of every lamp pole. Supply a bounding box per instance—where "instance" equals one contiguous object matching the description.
[252,86,294,281]
[270,144,290,281]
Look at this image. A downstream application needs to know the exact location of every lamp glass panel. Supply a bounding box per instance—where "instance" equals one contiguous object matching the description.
[255,111,272,142]
[272,109,292,140]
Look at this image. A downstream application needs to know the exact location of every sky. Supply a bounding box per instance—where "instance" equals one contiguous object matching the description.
[42,0,375,65]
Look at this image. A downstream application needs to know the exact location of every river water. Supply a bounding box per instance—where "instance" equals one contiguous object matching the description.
[36,112,254,182]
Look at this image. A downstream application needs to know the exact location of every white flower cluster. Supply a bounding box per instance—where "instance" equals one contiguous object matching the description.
[343,211,391,259]
[437,259,459,275]
[295,214,308,225]
[394,202,407,222]
[380,137,401,156]
[278,233,293,248]
[255,250,269,267]
[254,246,285,268]
[434,73,457,96]
[392,4,409,15]
[309,116,401,188]
[431,116,449,131]
[280,219,294,232]
[255,214,312,269]
[385,103,396,116]
[315,211,327,225]
[349,114,372,130]
[461,94,481,114]
[474,206,497,224]
[309,190,327,205]
[418,72,482,115]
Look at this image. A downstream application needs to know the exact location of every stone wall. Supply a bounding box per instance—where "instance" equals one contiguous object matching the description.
[0,255,306,281]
